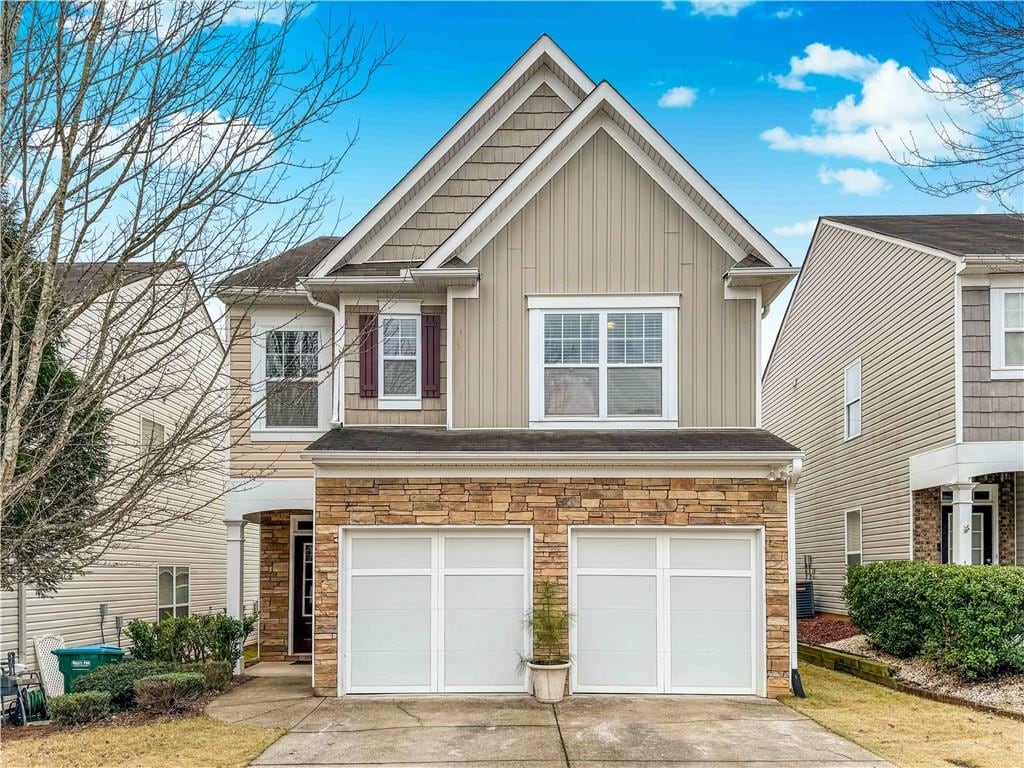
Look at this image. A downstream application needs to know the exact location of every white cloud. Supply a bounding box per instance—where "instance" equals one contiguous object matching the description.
[658,86,698,108]
[662,1,677,10]
[222,2,301,26]
[773,219,818,237]
[771,7,802,20]
[817,166,890,196]
[689,1,755,17]
[761,47,1010,165]
[769,43,879,92]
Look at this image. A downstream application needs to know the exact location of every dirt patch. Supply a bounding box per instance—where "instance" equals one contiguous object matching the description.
[797,616,859,646]
[827,634,1024,717]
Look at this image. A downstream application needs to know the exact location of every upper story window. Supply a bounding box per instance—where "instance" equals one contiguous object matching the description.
[266,329,319,428]
[379,315,420,403]
[991,288,1024,379]
[140,417,165,450]
[843,359,861,440]
[528,296,678,428]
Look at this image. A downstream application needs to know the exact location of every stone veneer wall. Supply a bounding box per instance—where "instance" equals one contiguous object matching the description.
[259,510,309,662]
[912,474,1017,564]
[313,477,791,697]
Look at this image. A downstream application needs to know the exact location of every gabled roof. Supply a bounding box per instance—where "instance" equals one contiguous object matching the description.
[58,262,163,302]
[824,214,1023,258]
[309,35,595,277]
[419,81,789,269]
[217,236,341,291]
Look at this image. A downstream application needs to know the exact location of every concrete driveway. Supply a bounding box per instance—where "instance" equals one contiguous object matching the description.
[209,664,892,767]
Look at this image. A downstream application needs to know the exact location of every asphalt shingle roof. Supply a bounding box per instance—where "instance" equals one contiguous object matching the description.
[825,214,1024,257]
[216,236,342,290]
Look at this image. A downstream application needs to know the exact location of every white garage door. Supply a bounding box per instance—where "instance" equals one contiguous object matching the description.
[571,528,762,695]
[342,529,530,694]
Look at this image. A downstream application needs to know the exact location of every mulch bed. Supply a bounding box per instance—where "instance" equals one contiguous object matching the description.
[798,616,860,646]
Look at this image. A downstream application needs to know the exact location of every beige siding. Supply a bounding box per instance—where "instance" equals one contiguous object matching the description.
[962,286,1024,441]
[451,128,757,428]
[343,305,446,425]
[763,224,957,612]
[370,83,571,262]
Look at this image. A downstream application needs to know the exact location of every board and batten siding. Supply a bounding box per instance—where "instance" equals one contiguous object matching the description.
[450,128,757,429]
[962,287,1024,442]
[763,224,957,612]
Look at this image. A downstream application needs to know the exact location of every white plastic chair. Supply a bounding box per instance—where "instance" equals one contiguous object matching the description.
[33,635,65,698]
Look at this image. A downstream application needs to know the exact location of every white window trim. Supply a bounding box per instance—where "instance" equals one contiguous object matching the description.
[990,287,1024,380]
[377,310,422,410]
[844,508,862,568]
[843,358,862,441]
[250,309,333,440]
[528,297,678,429]
[157,565,190,620]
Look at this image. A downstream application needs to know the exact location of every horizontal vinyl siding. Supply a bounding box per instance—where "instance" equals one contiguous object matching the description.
[452,128,757,428]
[763,225,957,612]
[962,286,1024,441]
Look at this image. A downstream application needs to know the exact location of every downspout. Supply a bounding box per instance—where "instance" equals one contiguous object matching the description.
[304,288,344,426]
[17,582,27,661]
[787,457,804,696]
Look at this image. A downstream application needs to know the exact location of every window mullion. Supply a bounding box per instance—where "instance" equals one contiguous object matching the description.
[599,311,608,419]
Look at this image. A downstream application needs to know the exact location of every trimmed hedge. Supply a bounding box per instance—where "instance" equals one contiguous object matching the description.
[181,660,233,692]
[844,561,1024,680]
[133,672,206,713]
[73,660,177,710]
[48,691,111,726]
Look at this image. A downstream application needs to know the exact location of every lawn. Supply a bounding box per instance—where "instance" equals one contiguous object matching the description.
[1,714,283,768]
[784,664,1023,768]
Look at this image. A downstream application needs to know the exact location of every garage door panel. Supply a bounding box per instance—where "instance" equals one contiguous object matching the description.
[350,608,432,651]
[351,574,431,609]
[670,575,751,612]
[577,608,657,651]
[350,651,432,688]
[445,574,523,610]
[351,537,432,569]
[671,651,753,690]
[444,537,523,569]
[444,650,522,688]
[669,537,750,570]
[576,650,659,688]
[670,608,751,653]
[576,536,657,569]
[577,574,656,609]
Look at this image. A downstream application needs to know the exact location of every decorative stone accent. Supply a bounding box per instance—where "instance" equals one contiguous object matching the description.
[259,510,309,662]
[912,487,942,563]
[312,477,792,698]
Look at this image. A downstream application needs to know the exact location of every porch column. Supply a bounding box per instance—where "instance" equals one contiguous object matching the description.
[225,520,247,673]
[949,482,976,565]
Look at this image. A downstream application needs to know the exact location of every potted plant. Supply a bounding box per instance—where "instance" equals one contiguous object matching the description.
[522,580,573,703]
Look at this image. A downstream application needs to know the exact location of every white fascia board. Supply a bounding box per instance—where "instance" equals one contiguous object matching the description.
[424,108,750,269]
[820,219,962,265]
[309,38,594,277]
[224,477,315,521]
[909,441,1024,490]
[304,449,800,467]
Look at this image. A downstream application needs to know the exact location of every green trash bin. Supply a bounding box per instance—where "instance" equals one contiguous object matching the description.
[52,644,125,693]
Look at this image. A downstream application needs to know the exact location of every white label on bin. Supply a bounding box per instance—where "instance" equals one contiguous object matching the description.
[71,660,92,668]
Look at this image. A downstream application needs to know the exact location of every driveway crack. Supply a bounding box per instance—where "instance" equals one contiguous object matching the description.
[552,704,571,768]
[394,702,424,725]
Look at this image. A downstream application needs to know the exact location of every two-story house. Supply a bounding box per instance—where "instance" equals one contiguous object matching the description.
[763,214,1024,614]
[216,37,801,698]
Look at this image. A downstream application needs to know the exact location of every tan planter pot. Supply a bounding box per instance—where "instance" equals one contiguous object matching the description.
[527,661,570,703]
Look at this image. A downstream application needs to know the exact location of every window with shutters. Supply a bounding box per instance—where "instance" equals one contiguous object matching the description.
[843,359,861,440]
[378,314,421,409]
[527,297,678,428]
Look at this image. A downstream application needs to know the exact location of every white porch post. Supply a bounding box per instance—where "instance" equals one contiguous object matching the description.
[225,520,247,673]
[949,482,976,566]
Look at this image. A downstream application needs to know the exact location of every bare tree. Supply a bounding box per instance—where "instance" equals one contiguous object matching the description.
[1,0,392,592]
[887,1,1024,211]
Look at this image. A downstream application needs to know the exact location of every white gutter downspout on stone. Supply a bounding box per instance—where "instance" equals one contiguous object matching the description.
[787,457,803,683]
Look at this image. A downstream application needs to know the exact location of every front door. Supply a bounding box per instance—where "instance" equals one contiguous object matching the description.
[940,486,995,565]
[292,535,313,654]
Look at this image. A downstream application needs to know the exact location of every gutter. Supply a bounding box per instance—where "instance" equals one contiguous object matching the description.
[301,449,803,465]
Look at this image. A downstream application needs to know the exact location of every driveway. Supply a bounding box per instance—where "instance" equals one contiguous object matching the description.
[209,664,892,767]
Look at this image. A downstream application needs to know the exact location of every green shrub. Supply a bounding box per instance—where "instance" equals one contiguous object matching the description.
[48,691,111,726]
[181,660,233,691]
[121,612,257,668]
[133,672,206,713]
[123,618,158,660]
[844,561,1024,680]
[73,660,176,710]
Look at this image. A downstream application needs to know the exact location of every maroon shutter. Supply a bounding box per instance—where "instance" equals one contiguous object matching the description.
[422,314,441,398]
[359,314,378,397]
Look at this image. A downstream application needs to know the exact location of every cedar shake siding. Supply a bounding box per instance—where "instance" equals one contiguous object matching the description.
[763,223,957,612]
[313,477,792,698]
[962,287,1024,442]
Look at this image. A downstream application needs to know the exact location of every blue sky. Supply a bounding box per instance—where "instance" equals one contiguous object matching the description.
[284,1,994,357]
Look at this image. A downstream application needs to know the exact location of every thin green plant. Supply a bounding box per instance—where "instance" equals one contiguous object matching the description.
[521,580,574,667]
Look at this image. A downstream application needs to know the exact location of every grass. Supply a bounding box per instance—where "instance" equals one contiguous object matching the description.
[783,664,1024,768]
[2,714,284,768]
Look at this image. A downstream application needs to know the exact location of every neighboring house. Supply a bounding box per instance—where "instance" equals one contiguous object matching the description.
[763,214,1024,613]
[0,263,259,671]
[215,36,801,698]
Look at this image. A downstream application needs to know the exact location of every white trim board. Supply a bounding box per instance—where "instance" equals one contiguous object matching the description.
[311,36,594,276]
[224,477,315,521]
[909,441,1024,490]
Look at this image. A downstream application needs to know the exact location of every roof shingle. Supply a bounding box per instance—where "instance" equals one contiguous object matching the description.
[825,214,1023,257]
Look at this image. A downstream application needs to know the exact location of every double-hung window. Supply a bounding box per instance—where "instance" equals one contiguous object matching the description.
[844,509,862,567]
[991,288,1024,379]
[158,565,190,619]
[843,359,861,439]
[378,315,420,406]
[529,297,677,427]
[265,329,319,428]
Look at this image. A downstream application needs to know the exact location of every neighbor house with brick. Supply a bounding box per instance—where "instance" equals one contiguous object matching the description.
[215,36,801,698]
[763,214,1024,614]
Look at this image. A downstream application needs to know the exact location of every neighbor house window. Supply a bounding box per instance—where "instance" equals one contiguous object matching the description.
[845,509,862,567]
[265,329,319,427]
[379,315,420,400]
[991,288,1024,378]
[140,417,165,450]
[528,298,677,427]
[158,566,190,619]
[843,359,861,439]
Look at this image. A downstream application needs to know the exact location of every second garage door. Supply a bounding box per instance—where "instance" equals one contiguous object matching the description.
[342,528,530,694]
[571,528,762,695]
